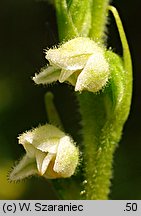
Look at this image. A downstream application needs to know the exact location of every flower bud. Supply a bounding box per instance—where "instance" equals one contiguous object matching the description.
[10,124,79,181]
[33,37,110,93]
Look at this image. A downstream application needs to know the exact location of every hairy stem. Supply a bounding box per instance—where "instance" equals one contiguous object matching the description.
[78,93,111,199]
[55,0,92,40]
[89,0,110,42]
[55,0,79,40]
[78,5,132,199]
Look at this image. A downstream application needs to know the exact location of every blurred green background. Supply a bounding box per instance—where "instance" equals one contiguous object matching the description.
[0,0,140,199]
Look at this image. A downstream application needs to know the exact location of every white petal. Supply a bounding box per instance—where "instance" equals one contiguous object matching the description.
[18,131,34,145]
[9,155,37,181]
[37,139,59,153]
[35,150,54,175]
[33,66,60,85]
[23,143,36,158]
[47,51,88,70]
[41,153,54,175]
[53,136,79,177]
[35,150,46,175]
[19,124,65,152]
[46,37,103,71]
[60,37,102,55]
[46,37,102,59]
[59,69,76,83]
[75,53,109,92]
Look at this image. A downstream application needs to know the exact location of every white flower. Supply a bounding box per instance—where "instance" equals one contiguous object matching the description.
[33,37,109,93]
[10,124,79,181]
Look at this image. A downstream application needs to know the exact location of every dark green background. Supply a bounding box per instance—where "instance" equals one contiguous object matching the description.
[0,0,140,199]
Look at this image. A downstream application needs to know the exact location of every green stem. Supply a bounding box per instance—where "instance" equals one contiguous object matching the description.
[78,92,111,199]
[55,0,92,40]
[55,0,79,41]
[89,0,110,42]
[77,0,111,199]
[78,5,132,199]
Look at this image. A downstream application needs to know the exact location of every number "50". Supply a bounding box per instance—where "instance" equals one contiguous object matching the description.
[126,203,137,211]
